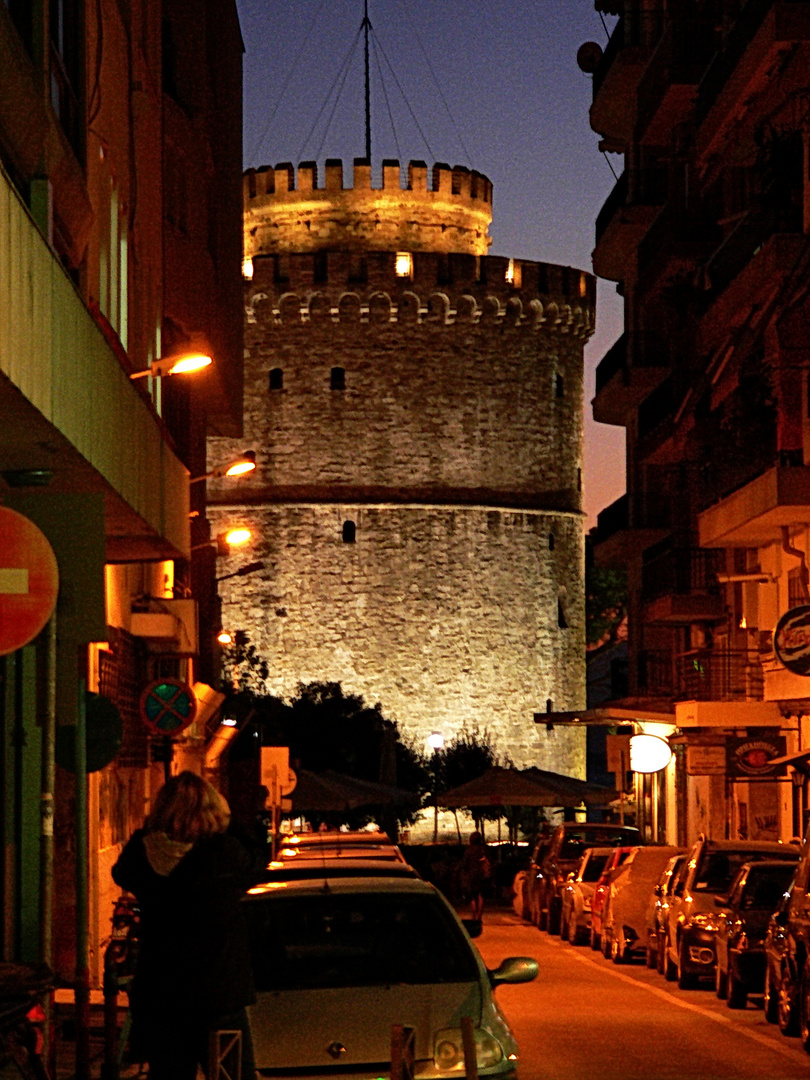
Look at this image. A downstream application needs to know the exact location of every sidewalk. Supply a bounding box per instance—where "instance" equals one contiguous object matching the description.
[53,988,125,1080]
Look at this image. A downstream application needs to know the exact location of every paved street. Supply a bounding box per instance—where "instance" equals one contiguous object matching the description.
[475,909,810,1080]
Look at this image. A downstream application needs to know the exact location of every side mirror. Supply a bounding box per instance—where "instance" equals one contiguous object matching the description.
[462,918,483,939]
[490,957,539,987]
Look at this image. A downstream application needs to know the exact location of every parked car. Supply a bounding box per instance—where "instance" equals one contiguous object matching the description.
[601,845,685,964]
[714,858,798,1009]
[258,858,421,883]
[663,835,798,990]
[760,836,810,1046]
[763,875,799,1031]
[559,847,612,945]
[243,875,538,1078]
[646,853,688,972]
[589,846,636,951]
[536,823,642,934]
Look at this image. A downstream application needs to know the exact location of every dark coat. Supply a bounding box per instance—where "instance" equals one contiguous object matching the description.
[112,829,259,1020]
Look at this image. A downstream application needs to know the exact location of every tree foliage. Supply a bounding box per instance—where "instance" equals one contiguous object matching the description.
[586,561,627,647]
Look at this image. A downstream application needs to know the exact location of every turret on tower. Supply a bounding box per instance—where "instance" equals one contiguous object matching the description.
[244,158,493,257]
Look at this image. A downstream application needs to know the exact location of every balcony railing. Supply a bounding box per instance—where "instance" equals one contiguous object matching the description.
[697,0,807,123]
[641,546,723,605]
[675,649,764,701]
[638,647,764,701]
[593,9,666,95]
[595,334,627,395]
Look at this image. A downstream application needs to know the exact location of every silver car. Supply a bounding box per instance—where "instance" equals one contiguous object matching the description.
[243,876,537,1078]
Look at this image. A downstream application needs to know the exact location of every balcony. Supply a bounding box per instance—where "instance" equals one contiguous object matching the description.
[637,204,722,292]
[696,0,810,159]
[591,10,664,148]
[593,331,673,427]
[699,463,810,548]
[636,16,716,144]
[0,162,190,561]
[675,648,763,702]
[592,168,667,282]
[641,545,726,623]
[592,492,671,567]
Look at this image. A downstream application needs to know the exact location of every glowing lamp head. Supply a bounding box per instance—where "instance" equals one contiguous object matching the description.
[629,734,672,774]
[217,630,233,645]
[426,731,445,751]
[224,451,256,477]
[168,353,212,375]
[224,528,251,547]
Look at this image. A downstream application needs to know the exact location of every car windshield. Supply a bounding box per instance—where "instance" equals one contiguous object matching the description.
[695,850,797,892]
[244,892,479,990]
[581,854,609,882]
[741,865,796,910]
[559,828,639,860]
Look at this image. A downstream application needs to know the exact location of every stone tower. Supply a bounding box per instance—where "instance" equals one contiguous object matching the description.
[207,157,595,772]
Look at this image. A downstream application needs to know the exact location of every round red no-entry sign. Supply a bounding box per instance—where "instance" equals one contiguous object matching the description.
[0,507,59,656]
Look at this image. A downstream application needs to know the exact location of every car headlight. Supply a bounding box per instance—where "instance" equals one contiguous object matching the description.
[690,913,721,932]
[434,1028,505,1071]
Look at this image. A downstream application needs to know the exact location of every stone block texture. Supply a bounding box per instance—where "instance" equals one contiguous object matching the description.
[208,162,595,773]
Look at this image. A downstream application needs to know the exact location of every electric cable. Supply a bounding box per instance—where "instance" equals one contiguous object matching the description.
[298,23,365,161]
[370,34,403,163]
[371,26,434,162]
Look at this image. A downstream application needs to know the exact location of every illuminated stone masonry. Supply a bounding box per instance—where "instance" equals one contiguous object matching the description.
[208,158,595,773]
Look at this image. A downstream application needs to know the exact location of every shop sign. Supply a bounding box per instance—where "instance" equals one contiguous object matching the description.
[726,733,787,779]
[774,605,810,676]
[686,745,726,775]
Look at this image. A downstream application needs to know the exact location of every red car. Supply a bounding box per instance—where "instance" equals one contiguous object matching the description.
[589,847,635,952]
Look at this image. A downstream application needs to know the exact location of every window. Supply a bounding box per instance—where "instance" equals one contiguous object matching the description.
[555,373,565,398]
[557,598,568,629]
[548,533,555,551]
[269,368,283,391]
[395,252,413,278]
[342,520,356,543]
[331,367,345,391]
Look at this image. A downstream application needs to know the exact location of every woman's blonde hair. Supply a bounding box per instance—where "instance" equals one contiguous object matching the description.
[145,771,231,842]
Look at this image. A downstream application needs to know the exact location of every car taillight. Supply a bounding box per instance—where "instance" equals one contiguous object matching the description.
[26,1002,46,1056]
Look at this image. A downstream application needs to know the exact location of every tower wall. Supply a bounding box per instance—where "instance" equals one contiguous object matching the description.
[209,242,594,770]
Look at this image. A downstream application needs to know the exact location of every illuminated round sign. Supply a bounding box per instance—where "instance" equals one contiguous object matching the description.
[774,605,810,676]
[629,734,672,774]
[139,678,197,735]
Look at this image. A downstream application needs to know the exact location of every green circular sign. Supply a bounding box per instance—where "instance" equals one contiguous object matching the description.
[140,678,197,735]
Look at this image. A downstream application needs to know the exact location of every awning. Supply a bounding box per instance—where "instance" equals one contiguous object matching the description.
[535,706,675,729]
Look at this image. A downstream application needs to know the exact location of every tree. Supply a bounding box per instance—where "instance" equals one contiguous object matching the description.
[585,543,627,648]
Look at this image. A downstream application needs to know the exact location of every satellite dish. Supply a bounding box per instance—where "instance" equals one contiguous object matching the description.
[577,41,604,74]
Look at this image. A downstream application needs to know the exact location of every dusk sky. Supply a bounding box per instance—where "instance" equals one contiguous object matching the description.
[236,0,625,526]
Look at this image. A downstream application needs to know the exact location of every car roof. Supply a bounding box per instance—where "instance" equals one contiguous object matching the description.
[259,858,419,881]
[244,875,438,900]
[276,845,404,862]
[281,831,393,846]
[701,840,797,853]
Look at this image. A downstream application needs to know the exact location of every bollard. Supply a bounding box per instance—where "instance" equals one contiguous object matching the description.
[390,1024,415,1080]
[460,1017,479,1080]
[209,1029,242,1080]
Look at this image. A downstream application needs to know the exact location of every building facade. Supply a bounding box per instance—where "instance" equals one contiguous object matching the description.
[208,158,595,772]
[0,0,243,988]
[588,0,810,843]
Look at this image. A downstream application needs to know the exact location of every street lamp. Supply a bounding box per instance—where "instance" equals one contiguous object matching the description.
[191,528,252,556]
[129,348,213,380]
[427,731,445,843]
[190,451,256,484]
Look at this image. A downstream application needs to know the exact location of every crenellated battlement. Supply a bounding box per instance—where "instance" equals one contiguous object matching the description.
[244,249,595,337]
[244,159,494,257]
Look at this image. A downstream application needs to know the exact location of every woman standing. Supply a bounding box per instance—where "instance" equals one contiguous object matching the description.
[459,831,491,922]
[112,771,262,1079]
